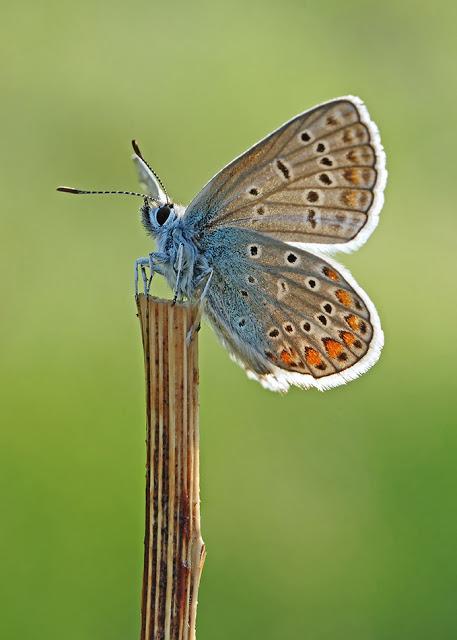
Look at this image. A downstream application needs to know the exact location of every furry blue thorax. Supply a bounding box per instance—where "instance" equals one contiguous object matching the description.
[142,203,210,300]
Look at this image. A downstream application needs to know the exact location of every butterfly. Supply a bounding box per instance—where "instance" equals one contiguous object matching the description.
[58,96,386,392]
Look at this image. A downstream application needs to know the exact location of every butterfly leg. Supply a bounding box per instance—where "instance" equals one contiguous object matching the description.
[186,269,213,345]
[135,253,168,295]
[147,252,168,293]
[172,243,184,305]
[135,257,149,295]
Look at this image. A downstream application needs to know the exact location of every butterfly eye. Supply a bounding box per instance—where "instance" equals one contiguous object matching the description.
[156,205,171,226]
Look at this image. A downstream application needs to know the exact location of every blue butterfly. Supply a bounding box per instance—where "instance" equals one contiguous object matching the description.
[58,96,386,391]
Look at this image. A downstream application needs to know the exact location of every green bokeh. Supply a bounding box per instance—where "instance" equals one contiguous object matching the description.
[1,1,456,638]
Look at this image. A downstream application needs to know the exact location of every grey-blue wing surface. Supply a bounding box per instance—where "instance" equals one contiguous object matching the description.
[185,97,386,253]
[200,227,382,391]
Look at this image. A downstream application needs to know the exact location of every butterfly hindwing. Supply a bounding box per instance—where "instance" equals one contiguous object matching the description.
[185,96,386,253]
[200,228,382,391]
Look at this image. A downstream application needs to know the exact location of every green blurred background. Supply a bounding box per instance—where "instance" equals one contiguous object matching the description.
[1,1,456,638]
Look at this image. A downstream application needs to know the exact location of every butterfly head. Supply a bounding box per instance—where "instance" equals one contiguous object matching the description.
[141,200,177,236]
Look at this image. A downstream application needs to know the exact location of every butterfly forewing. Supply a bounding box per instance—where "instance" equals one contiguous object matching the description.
[185,97,385,252]
[132,143,168,203]
[201,228,382,391]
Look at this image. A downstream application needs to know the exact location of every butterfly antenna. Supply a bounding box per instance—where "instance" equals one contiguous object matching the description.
[132,139,170,204]
[57,186,147,198]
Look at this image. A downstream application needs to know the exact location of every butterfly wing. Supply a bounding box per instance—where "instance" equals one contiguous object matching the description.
[200,227,383,391]
[185,96,386,253]
[131,140,168,203]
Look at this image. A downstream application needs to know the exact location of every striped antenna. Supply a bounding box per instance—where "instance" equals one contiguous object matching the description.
[57,186,146,198]
[131,140,170,203]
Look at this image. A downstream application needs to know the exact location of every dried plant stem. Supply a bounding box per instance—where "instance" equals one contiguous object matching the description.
[136,294,206,640]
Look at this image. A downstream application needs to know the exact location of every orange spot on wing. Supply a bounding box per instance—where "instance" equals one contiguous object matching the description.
[341,190,359,208]
[343,168,361,185]
[305,347,326,370]
[278,349,303,369]
[340,331,363,349]
[280,349,294,365]
[323,338,344,359]
[323,266,340,281]
[336,289,353,307]
[346,314,360,331]
[340,331,356,346]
